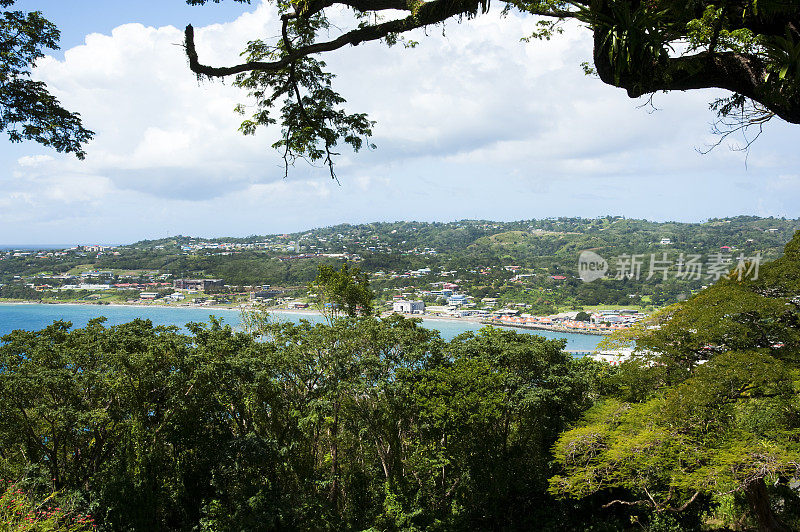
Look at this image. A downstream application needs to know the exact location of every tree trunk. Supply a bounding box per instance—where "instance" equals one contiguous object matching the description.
[744,478,788,532]
[329,401,340,506]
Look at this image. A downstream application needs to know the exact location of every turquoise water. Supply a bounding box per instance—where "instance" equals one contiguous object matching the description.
[0,304,602,351]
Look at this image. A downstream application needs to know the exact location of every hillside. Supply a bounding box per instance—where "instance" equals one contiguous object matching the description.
[2,216,798,311]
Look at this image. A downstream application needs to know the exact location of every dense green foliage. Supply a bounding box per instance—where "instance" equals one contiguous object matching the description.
[1,315,613,531]
[550,230,800,531]
[310,263,374,319]
[4,231,800,530]
[0,1,93,157]
[0,482,95,531]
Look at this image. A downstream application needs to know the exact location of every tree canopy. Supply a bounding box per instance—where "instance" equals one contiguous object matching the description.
[0,314,611,530]
[0,0,93,158]
[185,0,800,173]
[310,262,374,319]
[550,230,800,531]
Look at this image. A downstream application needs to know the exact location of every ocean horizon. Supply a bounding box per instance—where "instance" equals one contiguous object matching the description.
[0,244,76,251]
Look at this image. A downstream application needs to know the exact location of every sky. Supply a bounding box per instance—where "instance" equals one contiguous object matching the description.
[1,0,799,245]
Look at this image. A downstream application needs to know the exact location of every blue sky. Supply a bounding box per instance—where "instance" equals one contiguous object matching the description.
[1,1,799,245]
[13,0,255,52]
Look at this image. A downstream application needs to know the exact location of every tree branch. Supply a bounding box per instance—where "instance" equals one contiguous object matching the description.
[186,0,489,78]
[280,16,340,181]
[594,41,800,124]
[601,498,650,509]
[672,491,701,512]
[298,0,413,18]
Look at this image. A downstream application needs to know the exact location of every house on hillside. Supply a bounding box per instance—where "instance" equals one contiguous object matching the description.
[174,279,224,291]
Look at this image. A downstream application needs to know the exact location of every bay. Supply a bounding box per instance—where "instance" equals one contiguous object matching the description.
[0,303,602,352]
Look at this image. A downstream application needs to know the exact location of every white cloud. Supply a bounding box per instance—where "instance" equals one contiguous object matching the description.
[768,174,800,192]
[1,1,798,243]
[28,5,286,201]
[17,155,55,167]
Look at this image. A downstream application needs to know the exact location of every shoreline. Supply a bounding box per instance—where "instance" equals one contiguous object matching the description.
[484,320,612,336]
[0,299,243,312]
[0,300,611,336]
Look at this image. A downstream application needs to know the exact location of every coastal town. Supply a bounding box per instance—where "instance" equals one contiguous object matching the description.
[4,217,798,340]
[4,218,789,378]
[1,267,647,336]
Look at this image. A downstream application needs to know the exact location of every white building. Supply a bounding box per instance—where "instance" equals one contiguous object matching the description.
[78,284,112,291]
[393,300,425,314]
